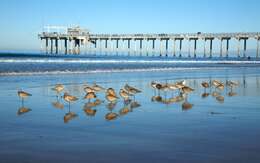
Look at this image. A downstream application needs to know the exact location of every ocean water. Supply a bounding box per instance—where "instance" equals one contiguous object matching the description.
[1,53,260,163]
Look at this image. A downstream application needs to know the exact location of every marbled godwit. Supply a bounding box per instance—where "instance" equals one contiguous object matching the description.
[92,83,105,92]
[83,92,96,102]
[181,86,194,94]
[119,88,132,101]
[201,81,210,89]
[151,81,163,95]
[216,83,225,91]
[63,92,78,108]
[105,112,118,121]
[106,88,117,97]
[17,107,31,115]
[84,86,96,93]
[212,80,222,87]
[106,88,118,103]
[52,84,64,98]
[18,90,32,106]
[227,80,239,91]
[124,84,142,95]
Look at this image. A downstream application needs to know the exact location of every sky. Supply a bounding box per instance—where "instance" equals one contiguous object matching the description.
[0,0,259,51]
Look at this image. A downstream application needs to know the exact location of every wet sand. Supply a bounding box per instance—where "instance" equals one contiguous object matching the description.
[0,67,260,163]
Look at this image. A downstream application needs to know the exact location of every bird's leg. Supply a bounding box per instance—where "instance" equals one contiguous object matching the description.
[22,98,24,107]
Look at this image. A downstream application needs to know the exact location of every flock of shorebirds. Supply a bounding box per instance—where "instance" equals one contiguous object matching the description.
[17,83,142,122]
[150,79,239,110]
[17,79,239,122]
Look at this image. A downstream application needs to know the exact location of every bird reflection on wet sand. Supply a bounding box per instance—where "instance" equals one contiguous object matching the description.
[17,107,32,115]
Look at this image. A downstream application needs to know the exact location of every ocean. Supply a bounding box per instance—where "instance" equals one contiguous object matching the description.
[0,52,260,163]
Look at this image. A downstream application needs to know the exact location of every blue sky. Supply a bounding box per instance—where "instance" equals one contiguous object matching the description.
[0,0,259,51]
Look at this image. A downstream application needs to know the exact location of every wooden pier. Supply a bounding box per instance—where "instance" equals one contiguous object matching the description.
[38,26,260,58]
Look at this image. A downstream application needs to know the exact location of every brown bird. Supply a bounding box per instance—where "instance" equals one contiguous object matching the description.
[105,112,118,121]
[201,82,210,89]
[119,88,132,101]
[63,92,78,108]
[92,83,105,92]
[181,86,194,94]
[83,92,97,101]
[84,86,96,93]
[18,90,32,106]
[212,80,223,87]
[211,91,220,97]
[106,88,117,97]
[52,84,64,97]
[18,90,32,99]
[124,84,142,94]
[216,83,225,91]
[227,80,239,91]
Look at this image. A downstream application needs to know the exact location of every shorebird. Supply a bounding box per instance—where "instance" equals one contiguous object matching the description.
[181,86,194,94]
[124,84,141,101]
[212,80,222,87]
[106,88,117,97]
[106,88,118,103]
[52,84,64,98]
[84,86,96,93]
[92,83,105,92]
[227,80,239,91]
[119,88,132,101]
[18,90,32,106]
[83,92,97,102]
[83,107,97,116]
[201,81,210,90]
[151,81,163,95]
[105,112,118,121]
[63,92,78,108]
[216,83,225,91]
[124,84,142,94]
